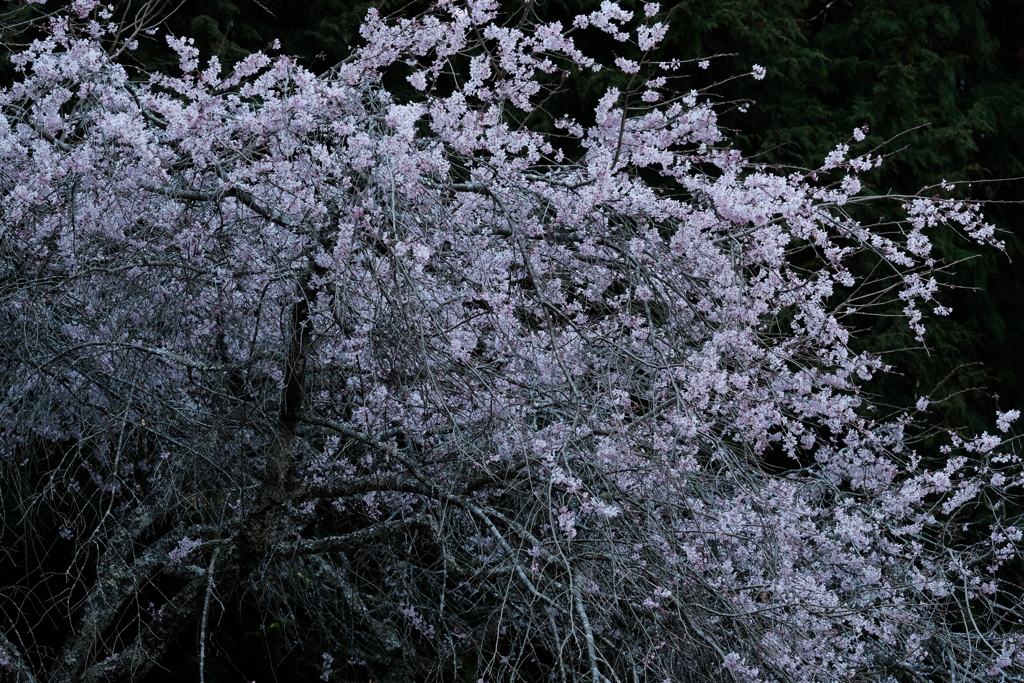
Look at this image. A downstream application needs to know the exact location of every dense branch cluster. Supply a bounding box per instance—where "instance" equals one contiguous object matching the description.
[0,1,1022,681]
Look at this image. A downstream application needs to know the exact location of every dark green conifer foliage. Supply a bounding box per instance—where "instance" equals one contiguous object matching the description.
[465,0,1024,432]
[660,0,1024,431]
[128,0,375,72]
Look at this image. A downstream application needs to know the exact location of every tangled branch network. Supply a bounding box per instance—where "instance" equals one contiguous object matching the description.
[0,1,1022,681]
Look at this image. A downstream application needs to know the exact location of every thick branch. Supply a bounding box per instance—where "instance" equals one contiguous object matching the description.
[49,506,160,683]
[283,515,427,556]
[79,574,207,683]
[141,184,296,229]
[0,627,39,683]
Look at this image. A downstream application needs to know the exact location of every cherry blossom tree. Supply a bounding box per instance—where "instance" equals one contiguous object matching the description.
[1,1,1023,682]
